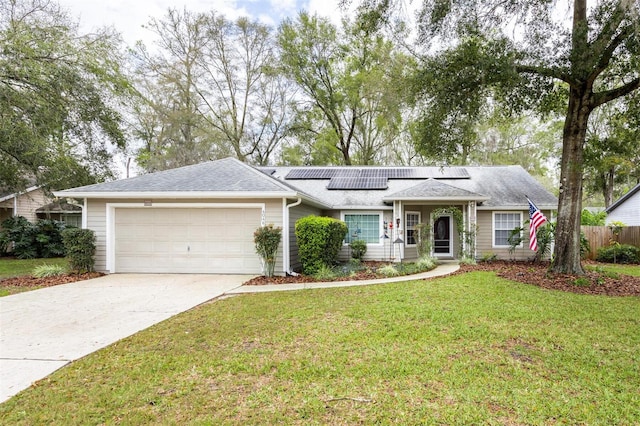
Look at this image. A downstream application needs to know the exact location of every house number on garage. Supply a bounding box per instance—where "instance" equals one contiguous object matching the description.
[261,208,266,226]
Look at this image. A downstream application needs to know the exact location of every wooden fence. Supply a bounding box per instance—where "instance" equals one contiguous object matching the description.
[581,226,640,260]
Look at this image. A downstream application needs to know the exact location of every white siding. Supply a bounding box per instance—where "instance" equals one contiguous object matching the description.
[607,190,640,226]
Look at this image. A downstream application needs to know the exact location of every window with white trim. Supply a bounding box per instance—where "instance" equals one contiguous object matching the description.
[405,211,420,246]
[493,212,522,247]
[343,213,381,244]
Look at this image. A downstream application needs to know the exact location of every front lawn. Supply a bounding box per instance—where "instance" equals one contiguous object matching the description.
[1,271,639,424]
[585,262,640,277]
[0,258,68,296]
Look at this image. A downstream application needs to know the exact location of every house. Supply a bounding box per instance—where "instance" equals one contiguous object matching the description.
[54,157,558,275]
[0,186,82,228]
[605,183,640,226]
[0,186,50,225]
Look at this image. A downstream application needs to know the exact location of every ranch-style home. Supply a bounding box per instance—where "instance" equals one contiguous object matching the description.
[54,157,558,275]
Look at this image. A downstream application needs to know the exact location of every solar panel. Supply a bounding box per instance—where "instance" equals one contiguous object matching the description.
[327,177,388,190]
[285,169,336,179]
[285,167,470,180]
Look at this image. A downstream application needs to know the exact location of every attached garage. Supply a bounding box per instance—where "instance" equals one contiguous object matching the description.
[112,206,263,274]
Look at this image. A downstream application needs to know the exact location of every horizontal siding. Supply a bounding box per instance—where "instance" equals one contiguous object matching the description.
[289,203,322,273]
[87,199,108,272]
[16,189,50,223]
[607,191,640,226]
[476,209,552,261]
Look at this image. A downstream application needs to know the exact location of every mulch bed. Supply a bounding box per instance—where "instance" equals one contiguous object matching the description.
[2,261,638,297]
[456,260,640,297]
[0,272,104,289]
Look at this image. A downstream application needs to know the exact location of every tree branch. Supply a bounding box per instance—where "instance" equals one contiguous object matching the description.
[593,77,640,108]
[515,64,573,86]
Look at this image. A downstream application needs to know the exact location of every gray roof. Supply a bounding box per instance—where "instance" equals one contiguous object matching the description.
[383,178,487,201]
[59,158,297,194]
[56,158,558,211]
[267,165,558,210]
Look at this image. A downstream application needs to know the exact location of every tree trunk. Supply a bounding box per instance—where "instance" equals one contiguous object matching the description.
[604,167,615,208]
[552,87,592,274]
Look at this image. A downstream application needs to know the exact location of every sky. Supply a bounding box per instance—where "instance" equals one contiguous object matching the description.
[58,0,349,47]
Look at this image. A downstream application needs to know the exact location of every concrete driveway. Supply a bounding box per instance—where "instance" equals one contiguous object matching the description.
[0,274,248,402]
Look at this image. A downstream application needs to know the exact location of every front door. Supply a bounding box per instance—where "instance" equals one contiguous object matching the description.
[433,215,452,256]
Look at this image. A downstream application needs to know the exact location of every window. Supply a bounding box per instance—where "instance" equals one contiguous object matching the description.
[343,213,381,244]
[62,214,81,228]
[405,212,420,246]
[493,212,522,247]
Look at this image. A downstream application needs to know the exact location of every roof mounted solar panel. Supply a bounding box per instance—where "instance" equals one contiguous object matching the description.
[285,169,336,179]
[327,177,388,190]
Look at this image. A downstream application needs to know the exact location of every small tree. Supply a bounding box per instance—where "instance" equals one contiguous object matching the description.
[62,228,96,273]
[507,226,524,260]
[350,239,367,260]
[254,224,282,277]
[415,223,432,258]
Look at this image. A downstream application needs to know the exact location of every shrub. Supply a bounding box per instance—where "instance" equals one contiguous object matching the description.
[350,239,367,260]
[313,264,337,281]
[295,216,348,275]
[33,264,67,278]
[0,216,66,259]
[416,256,437,271]
[254,224,282,277]
[459,256,476,266]
[378,264,399,277]
[62,228,96,273]
[596,244,640,264]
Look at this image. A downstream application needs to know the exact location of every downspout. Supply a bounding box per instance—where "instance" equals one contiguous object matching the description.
[82,198,88,229]
[12,194,17,217]
[283,197,302,275]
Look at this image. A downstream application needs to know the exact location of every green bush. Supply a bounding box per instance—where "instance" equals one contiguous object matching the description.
[295,215,348,275]
[378,264,399,277]
[313,264,337,281]
[416,256,437,270]
[62,228,96,273]
[0,216,66,258]
[33,264,67,278]
[581,209,606,226]
[254,224,282,277]
[596,244,640,264]
[349,239,367,260]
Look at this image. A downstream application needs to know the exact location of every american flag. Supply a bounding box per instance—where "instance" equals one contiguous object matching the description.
[528,198,547,251]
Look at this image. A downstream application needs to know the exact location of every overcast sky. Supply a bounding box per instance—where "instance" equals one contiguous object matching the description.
[58,0,347,47]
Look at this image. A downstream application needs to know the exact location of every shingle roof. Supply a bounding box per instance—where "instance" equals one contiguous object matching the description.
[59,158,296,194]
[56,158,558,211]
[266,165,558,209]
[383,178,487,201]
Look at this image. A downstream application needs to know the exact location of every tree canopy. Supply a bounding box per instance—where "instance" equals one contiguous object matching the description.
[358,0,640,273]
[0,0,132,193]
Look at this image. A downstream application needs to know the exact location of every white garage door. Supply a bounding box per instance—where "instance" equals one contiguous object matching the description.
[114,208,263,274]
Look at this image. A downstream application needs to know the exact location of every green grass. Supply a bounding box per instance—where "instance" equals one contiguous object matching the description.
[1,272,639,424]
[0,258,68,296]
[0,257,67,279]
[585,262,640,277]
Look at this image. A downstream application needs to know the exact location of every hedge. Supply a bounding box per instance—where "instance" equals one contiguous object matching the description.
[295,216,348,275]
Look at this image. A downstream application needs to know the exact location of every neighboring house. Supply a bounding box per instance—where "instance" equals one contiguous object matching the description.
[0,186,50,225]
[54,157,558,275]
[0,186,82,228]
[36,200,83,228]
[605,183,640,226]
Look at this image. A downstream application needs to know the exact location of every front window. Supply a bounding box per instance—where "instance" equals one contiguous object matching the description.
[343,213,381,244]
[493,212,522,247]
[405,212,420,246]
